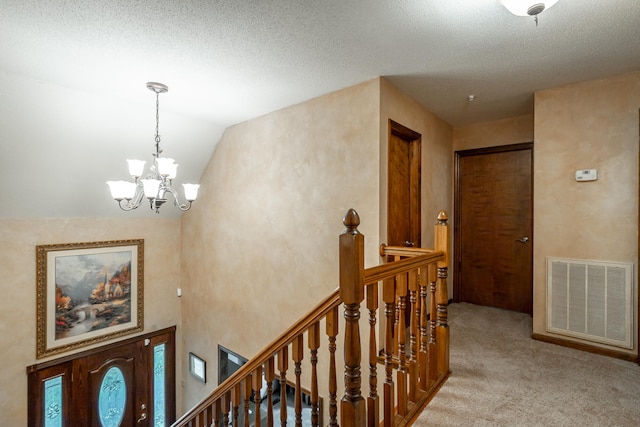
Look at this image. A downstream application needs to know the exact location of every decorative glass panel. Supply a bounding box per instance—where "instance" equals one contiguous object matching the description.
[44,375,63,427]
[98,367,126,427]
[154,343,166,427]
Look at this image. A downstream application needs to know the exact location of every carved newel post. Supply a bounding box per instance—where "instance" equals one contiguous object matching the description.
[339,209,366,427]
[434,210,450,375]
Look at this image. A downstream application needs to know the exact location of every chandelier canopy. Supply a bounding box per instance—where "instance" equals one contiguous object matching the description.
[498,1,560,24]
[107,82,199,213]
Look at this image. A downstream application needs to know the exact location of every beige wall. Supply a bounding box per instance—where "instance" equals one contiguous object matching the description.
[453,114,534,151]
[0,217,183,425]
[380,78,454,249]
[451,73,639,357]
[178,77,454,415]
[533,71,640,356]
[179,79,382,411]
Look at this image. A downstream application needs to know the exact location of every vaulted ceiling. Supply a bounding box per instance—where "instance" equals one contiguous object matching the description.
[2,0,639,218]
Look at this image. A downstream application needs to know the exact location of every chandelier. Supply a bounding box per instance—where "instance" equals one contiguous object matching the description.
[107,82,199,213]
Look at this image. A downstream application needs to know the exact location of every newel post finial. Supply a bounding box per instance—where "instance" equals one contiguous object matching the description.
[339,209,366,426]
[343,208,361,233]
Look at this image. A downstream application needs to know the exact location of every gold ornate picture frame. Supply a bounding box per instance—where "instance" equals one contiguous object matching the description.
[36,239,144,358]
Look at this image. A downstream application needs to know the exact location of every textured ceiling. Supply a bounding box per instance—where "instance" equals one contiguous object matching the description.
[1,0,640,218]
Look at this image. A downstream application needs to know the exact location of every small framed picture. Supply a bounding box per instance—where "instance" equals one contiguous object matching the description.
[189,352,206,383]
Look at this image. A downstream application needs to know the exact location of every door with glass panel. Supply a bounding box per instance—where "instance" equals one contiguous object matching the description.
[28,327,175,427]
[86,341,141,426]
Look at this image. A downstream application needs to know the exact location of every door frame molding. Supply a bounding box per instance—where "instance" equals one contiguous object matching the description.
[453,142,534,304]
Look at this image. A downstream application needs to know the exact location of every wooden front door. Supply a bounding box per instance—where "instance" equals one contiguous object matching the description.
[85,341,142,426]
[454,143,533,314]
[28,327,175,426]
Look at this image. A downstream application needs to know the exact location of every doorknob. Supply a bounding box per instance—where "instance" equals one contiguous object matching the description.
[516,237,529,243]
[404,241,415,247]
[137,403,147,423]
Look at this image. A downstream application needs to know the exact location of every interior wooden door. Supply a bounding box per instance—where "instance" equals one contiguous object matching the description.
[387,119,421,249]
[455,143,533,314]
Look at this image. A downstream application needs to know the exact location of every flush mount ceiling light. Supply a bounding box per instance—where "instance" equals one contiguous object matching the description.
[107,82,200,213]
[499,0,560,24]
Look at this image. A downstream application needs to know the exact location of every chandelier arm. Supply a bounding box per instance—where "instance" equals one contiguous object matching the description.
[117,199,138,211]
[163,185,193,211]
[119,180,148,211]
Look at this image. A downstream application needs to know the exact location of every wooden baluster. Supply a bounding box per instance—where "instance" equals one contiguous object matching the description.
[326,306,339,427]
[339,209,366,427]
[243,376,252,427]
[278,347,289,427]
[222,391,232,426]
[292,334,304,427]
[383,275,395,427]
[210,401,217,427]
[396,271,408,416]
[232,384,242,427]
[418,265,429,391]
[435,211,450,376]
[428,263,438,384]
[253,366,263,427]
[265,357,275,427]
[308,322,320,427]
[408,268,419,402]
[393,255,401,357]
[213,399,222,427]
[197,410,205,427]
[366,284,379,427]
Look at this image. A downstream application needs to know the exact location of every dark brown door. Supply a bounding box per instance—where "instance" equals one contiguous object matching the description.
[455,143,533,314]
[387,119,421,249]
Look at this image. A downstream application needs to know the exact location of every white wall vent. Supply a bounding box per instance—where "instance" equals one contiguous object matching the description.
[546,257,633,349]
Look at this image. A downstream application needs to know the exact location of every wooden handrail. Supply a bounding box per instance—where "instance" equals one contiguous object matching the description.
[364,251,444,285]
[173,290,341,425]
[172,209,449,427]
[379,244,436,258]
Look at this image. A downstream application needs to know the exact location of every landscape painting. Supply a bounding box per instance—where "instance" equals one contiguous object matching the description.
[36,239,144,358]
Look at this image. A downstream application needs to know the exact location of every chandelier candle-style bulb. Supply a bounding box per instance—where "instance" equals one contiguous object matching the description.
[106,82,200,213]
[156,157,177,177]
[183,183,200,202]
[141,178,161,199]
[127,159,146,178]
[107,181,137,200]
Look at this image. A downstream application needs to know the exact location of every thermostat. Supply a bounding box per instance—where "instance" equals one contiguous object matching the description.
[575,169,597,182]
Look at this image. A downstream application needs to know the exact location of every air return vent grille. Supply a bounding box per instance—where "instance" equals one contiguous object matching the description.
[546,257,633,349]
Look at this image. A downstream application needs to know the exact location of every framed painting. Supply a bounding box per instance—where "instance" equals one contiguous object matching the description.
[36,239,144,358]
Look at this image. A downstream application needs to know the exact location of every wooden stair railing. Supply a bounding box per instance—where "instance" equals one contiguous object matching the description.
[172,209,449,427]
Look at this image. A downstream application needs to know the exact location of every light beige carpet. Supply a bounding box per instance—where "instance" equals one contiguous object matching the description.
[414,303,640,426]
